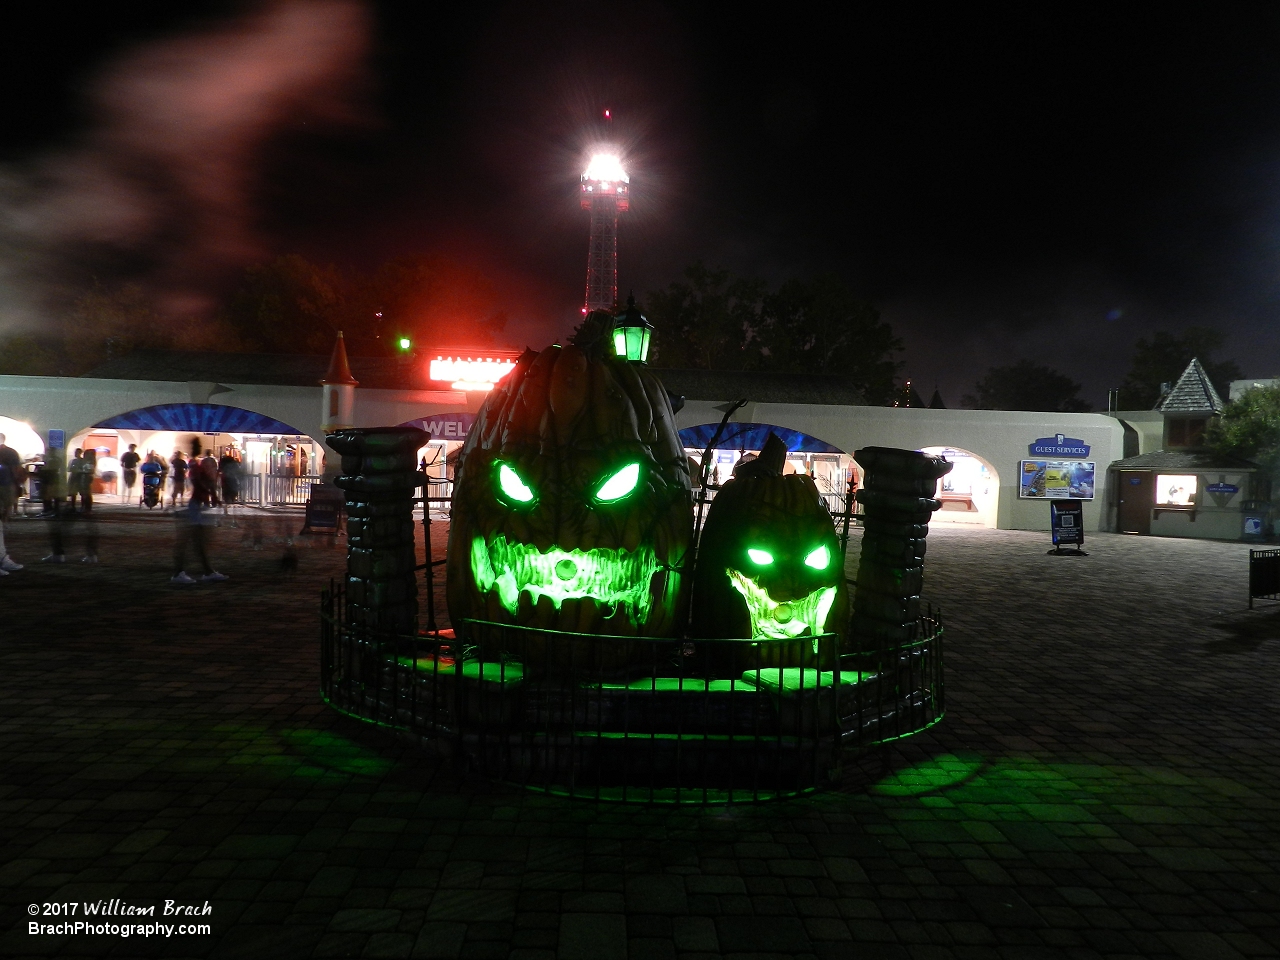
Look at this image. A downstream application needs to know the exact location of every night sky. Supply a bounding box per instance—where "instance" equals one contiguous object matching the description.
[4,2,1280,407]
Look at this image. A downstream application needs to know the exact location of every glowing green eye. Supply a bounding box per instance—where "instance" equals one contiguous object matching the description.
[594,462,640,502]
[747,548,773,565]
[497,463,536,504]
[804,545,830,570]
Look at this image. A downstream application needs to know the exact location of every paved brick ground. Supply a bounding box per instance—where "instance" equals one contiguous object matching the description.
[0,506,1277,959]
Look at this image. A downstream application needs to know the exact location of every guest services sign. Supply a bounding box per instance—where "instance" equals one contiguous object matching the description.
[1029,435,1090,457]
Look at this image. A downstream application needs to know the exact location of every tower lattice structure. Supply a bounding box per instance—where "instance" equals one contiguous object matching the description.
[580,154,629,314]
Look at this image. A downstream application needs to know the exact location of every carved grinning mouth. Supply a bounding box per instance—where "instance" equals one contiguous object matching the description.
[727,569,836,644]
[471,535,666,625]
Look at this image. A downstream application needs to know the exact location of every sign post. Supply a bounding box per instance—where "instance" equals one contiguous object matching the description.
[302,483,345,534]
[1047,500,1088,556]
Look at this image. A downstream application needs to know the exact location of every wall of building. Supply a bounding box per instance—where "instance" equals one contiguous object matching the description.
[675,400,1127,532]
[0,375,479,469]
[1114,410,1164,455]
[2,375,1136,532]
[1143,469,1254,541]
[1230,378,1278,402]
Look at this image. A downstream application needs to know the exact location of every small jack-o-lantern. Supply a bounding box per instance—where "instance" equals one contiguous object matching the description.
[691,435,848,671]
[446,311,692,671]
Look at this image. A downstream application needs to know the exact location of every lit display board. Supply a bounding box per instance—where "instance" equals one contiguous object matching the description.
[428,356,518,392]
[1018,460,1096,500]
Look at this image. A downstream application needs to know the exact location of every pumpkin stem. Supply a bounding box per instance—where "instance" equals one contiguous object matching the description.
[734,432,788,479]
[570,309,617,361]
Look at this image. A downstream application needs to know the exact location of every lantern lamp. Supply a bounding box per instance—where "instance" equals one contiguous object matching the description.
[613,294,653,363]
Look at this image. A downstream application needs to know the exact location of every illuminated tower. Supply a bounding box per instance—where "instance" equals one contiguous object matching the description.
[580,152,630,314]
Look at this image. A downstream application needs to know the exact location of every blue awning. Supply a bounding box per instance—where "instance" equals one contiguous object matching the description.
[678,422,844,454]
[94,403,305,436]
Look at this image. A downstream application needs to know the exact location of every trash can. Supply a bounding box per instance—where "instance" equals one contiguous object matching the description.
[1242,500,1270,541]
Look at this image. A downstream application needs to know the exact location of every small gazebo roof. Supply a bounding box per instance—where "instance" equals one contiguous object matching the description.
[1156,358,1224,415]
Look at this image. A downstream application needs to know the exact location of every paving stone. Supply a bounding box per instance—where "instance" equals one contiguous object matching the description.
[410,922,466,958]
[1,519,1278,959]
[557,912,626,960]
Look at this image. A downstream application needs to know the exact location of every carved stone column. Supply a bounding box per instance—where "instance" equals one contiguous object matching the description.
[851,447,953,648]
[326,427,426,636]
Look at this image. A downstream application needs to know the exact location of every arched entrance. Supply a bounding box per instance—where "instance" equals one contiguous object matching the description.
[678,422,856,516]
[85,403,320,505]
[398,413,477,508]
[0,416,45,461]
[919,445,1000,528]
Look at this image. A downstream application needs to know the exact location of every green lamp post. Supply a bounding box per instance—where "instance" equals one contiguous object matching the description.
[612,294,653,364]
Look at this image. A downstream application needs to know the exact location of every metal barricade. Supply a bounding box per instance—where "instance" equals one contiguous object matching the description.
[1249,548,1280,609]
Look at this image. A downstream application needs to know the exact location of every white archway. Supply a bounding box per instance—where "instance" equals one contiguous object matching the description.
[0,416,45,461]
[920,445,1000,529]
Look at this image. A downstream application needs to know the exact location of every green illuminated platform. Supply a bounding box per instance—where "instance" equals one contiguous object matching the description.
[321,606,944,801]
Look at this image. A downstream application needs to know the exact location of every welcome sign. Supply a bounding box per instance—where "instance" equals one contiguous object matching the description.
[1029,435,1090,457]
[399,413,476,441]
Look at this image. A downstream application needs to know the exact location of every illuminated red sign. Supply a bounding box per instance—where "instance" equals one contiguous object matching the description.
[428,356,518,392]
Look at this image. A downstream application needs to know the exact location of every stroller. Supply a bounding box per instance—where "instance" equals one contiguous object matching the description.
[141,472,161,509]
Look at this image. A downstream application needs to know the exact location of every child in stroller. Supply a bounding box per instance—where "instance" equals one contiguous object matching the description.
[139,454,163,509]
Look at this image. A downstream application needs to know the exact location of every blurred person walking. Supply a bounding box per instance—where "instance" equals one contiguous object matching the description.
[170,491,227,583]
[67,448,88,512]
[44,448,98,562]
[218,450,241,519]
[37,447,65,516]
[120,443,141,504]
[0,437,25,575]
[169,451,188,509]
[81,448,97,514]
[0,433,23,498]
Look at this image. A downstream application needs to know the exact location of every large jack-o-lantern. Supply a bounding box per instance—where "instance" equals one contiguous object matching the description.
[691,435,848,672]
[446,312,692,670]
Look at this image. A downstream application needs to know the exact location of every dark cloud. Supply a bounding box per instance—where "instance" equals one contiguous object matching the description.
[0,0,370,329]
[7,2,1280,402]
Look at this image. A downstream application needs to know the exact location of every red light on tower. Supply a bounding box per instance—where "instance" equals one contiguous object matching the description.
[580,151,629,314]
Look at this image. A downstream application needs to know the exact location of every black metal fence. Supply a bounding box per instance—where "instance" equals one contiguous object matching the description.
[320,582,944,803]
[1249,548,1280,609]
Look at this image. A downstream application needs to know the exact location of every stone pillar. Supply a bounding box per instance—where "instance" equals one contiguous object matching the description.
[850,447,953,648]
[326,427,426,636]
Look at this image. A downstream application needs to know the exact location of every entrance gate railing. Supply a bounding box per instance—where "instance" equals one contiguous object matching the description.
[238,473,323,506]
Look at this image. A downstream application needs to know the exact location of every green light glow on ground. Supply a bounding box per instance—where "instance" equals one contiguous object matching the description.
[471,534,663,624]
[497,463,536,503]
[727,569,836,641]
[872,753,986,795]
[594,462,641,502]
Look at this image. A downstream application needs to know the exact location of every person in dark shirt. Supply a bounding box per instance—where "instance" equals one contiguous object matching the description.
[67,448,88,512]
[219,451,241,517]
[0,434,23,504]
[190,452,219,508]
[119,443,141,504]
[0,433,25,574]
[170,452,188,509]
